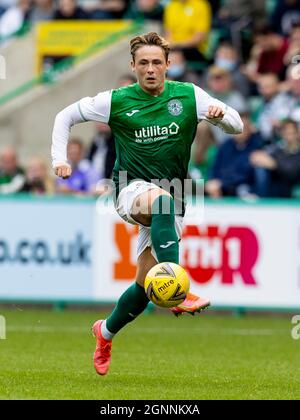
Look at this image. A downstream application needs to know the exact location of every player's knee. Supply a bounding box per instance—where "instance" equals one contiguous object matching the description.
[131,191,152,218]
[131,212,152,226]
[151,192,174,216]
[131,188,173,226]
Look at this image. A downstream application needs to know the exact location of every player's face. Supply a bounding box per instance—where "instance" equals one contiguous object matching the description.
[131,45,169,95]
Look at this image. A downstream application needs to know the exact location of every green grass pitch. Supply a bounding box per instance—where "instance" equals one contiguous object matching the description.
[0,308,299,400]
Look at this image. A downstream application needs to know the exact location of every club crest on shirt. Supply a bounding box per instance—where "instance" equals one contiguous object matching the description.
[167,99,183,116]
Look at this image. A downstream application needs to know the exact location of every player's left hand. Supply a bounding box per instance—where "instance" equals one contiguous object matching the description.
[205,105,225,121]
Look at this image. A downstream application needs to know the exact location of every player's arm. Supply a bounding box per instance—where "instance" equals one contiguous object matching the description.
[193,84,244,134]
[51,91,111,178]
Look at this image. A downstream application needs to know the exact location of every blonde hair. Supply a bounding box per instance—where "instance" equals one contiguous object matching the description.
[130,32,170,62]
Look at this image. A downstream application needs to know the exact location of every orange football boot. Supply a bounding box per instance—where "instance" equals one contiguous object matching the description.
[92,320,112,375]
[171,292,210,317]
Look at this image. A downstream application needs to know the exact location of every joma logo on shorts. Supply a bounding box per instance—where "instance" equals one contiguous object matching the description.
[134,122,179,139]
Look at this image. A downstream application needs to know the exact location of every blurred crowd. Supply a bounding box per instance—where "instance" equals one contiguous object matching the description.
[1,0,300,199]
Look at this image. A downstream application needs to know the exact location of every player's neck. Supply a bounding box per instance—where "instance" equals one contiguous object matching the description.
[139,81,166,97]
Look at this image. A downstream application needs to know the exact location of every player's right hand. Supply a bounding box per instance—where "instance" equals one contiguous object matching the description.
[54,163,72,179]
[205,105,225,121]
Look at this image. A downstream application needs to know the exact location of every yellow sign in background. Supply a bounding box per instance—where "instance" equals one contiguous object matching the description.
[36,20,132,73]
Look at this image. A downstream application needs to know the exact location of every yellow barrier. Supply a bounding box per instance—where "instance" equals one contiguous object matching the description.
[35,20,133,74]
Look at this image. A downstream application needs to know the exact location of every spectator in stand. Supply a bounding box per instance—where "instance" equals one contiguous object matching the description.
[205,113,262,198]
[56,138,89,194]
[194,66,248,167]
[213,43,250,97]
[251,119,300,197]
[86,122,116,185]
[126,0,164,22]
[284,24,300,65]
[282,64,300,125]
[0,146,25,194]
[270,0,300,37]
[163,0,212,65]
[209,0,221,20]
[244,24,289,83]
[256,73,291,144]
[204,65,248,144]
[215,0,266,48]
[54,0,89,20]
[217,0,266,27]
[22,157,54,194]
[167,48,199,84]
[30,0,54,24]
[0,0,31,41]
[188,123,218,183]
[90,0,127,19]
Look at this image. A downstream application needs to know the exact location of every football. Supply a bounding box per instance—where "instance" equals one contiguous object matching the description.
[144,262,190,308]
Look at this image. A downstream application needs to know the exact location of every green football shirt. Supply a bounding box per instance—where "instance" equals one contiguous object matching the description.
[52,79,243,208]
[109,81,198,197]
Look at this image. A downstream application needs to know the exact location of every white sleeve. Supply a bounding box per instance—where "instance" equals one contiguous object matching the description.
[51,90,112,167]
[193,84,244,134]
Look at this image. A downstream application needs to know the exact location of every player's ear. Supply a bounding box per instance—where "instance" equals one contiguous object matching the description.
[130,60,135,73]
[166,59,170,72]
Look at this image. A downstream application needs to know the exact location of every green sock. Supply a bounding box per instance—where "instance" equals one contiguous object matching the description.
[151,195,179,264]
[106,282,149,334]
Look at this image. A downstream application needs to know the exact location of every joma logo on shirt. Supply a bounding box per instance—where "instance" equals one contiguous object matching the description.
[134,122,179,142]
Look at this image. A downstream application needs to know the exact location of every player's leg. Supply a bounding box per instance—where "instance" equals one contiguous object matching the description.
[131,188,179,264]
[104,246,155,335]
[132,187,210,317]
[92,247,156,376]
